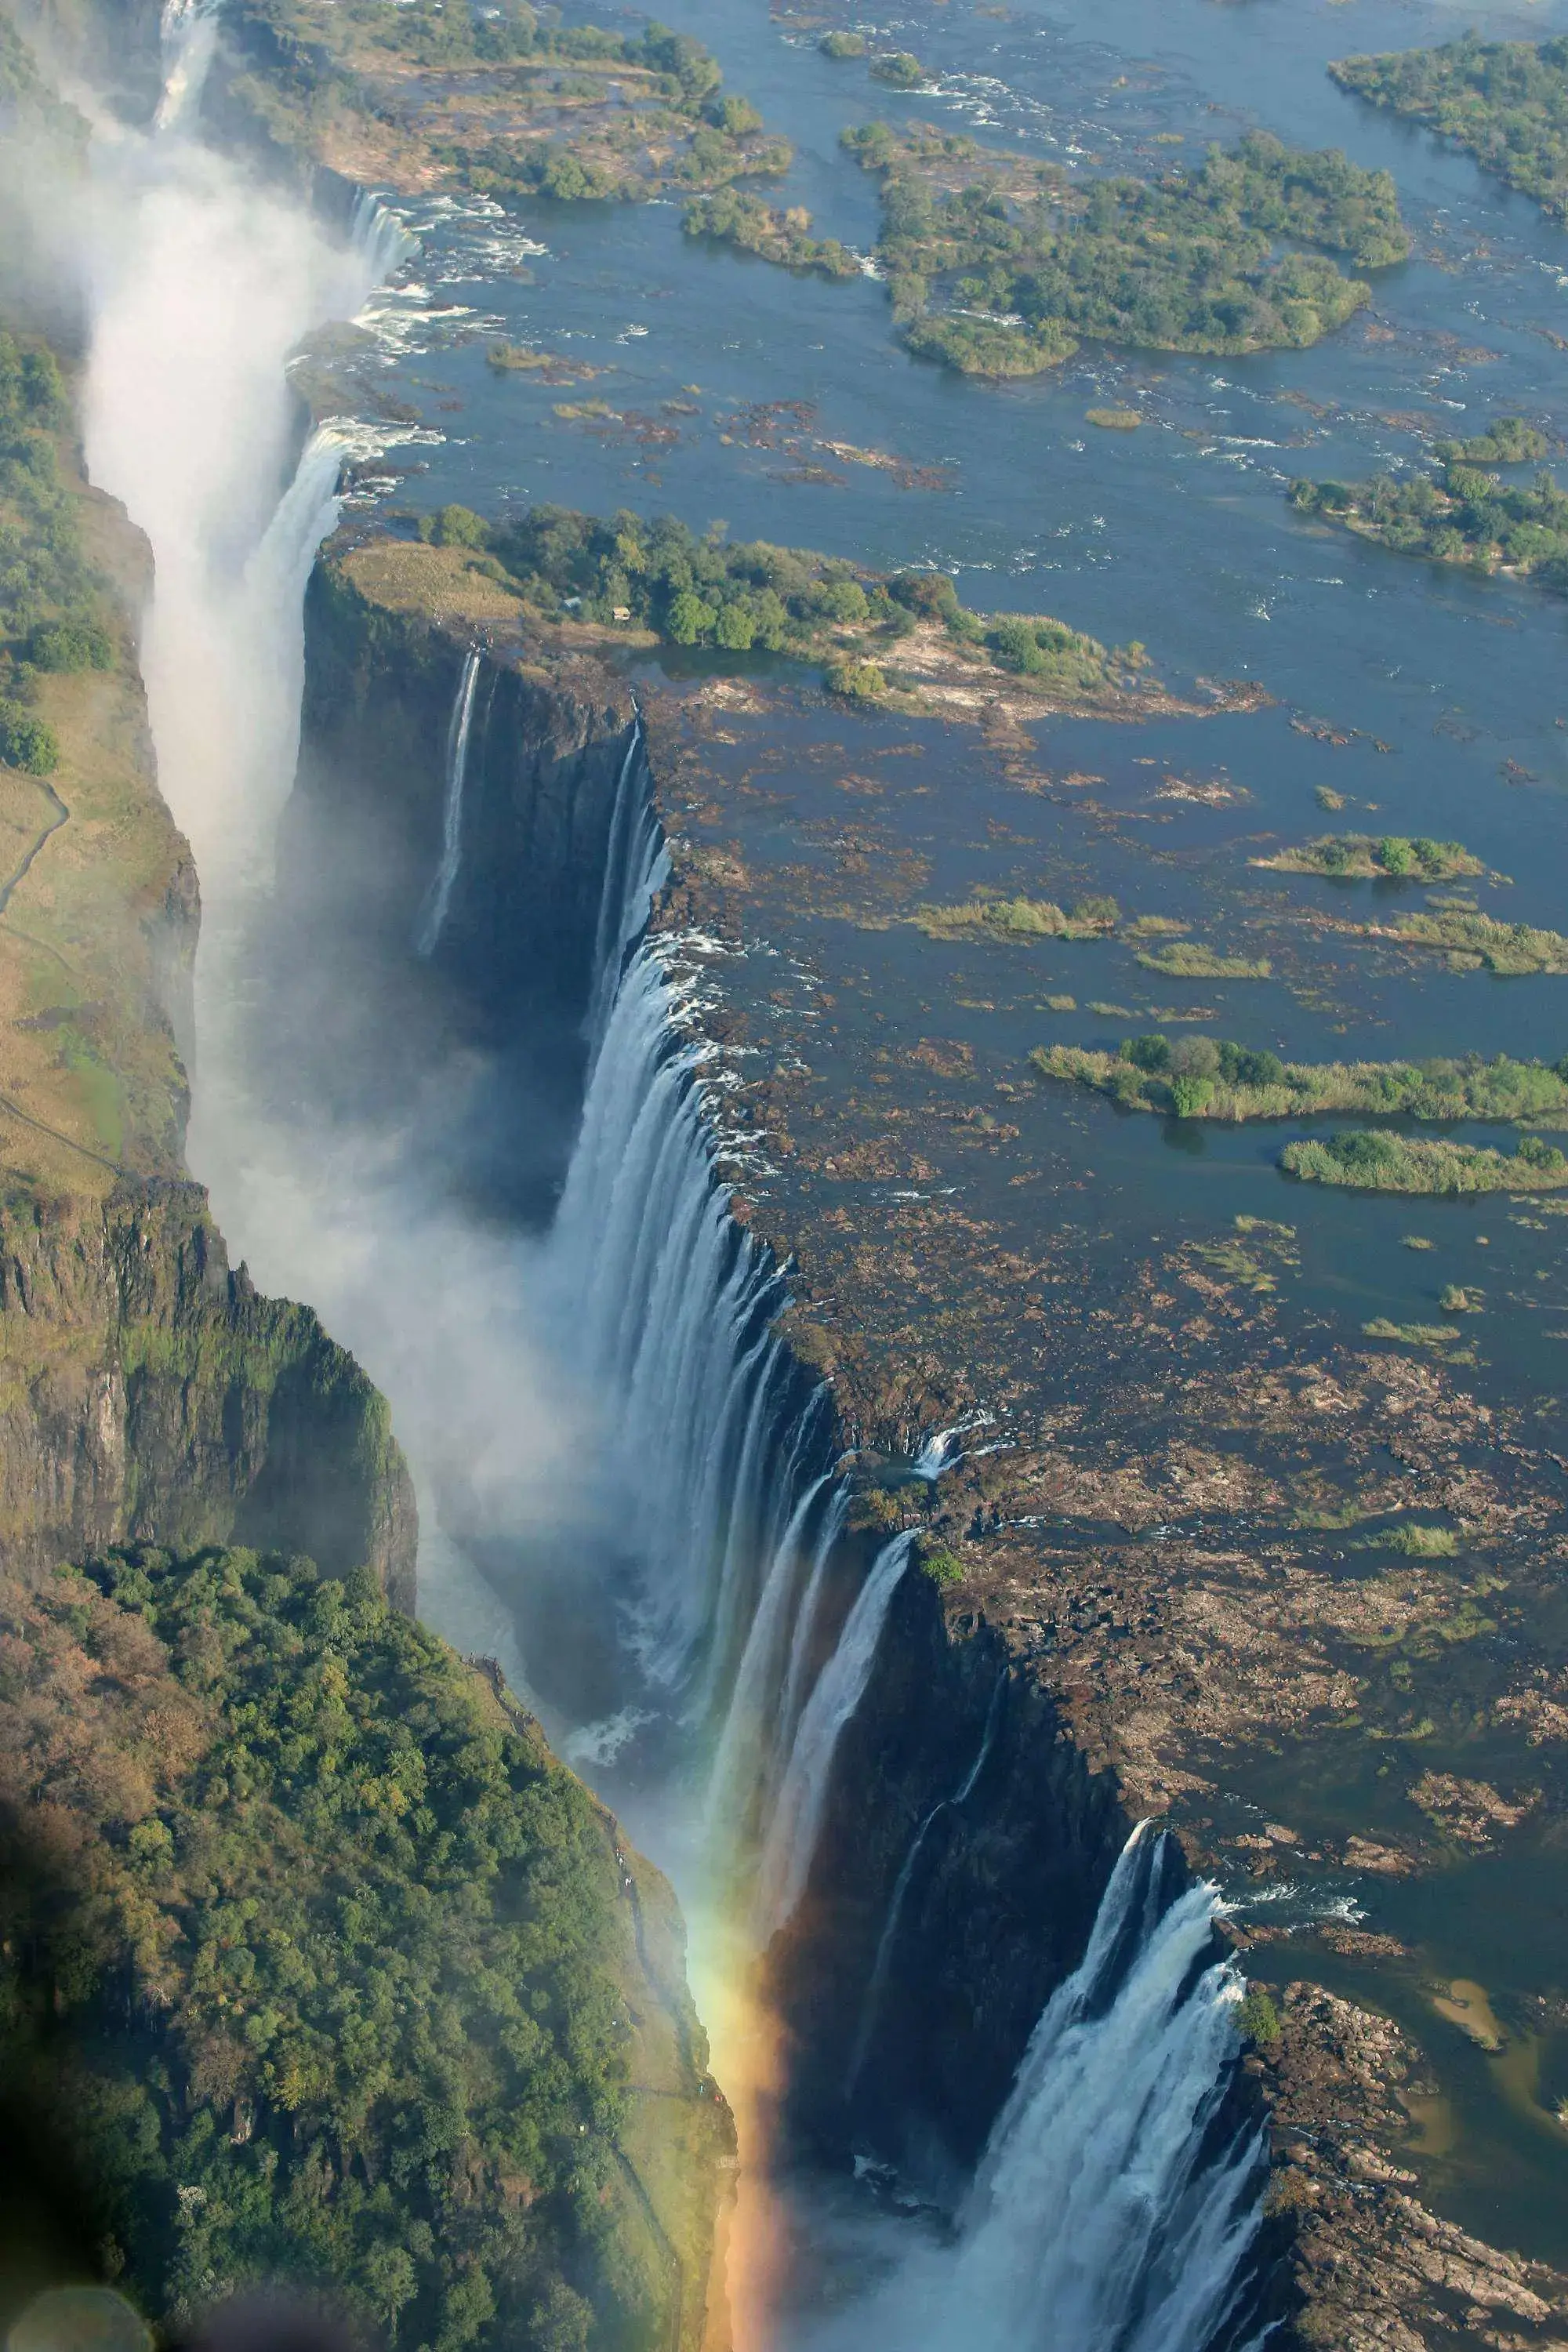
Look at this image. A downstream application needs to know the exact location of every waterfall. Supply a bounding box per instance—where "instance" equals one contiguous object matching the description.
[348,187,418,283]
[414,647,481,957]
[586,712,666,1051]
[753,1534,914,1940]
[949,1821,1265,2352]
[847,1669,1007,2092]
[547,935,803,1693]
[705,1468,844,1857]
[153,0,216,133]
[807,1823,1267,2352]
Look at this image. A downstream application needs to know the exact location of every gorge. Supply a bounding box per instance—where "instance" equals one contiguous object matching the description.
[2,0,1568,2346]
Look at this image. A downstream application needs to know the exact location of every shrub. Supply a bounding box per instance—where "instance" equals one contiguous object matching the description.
[888,570,961,620]
[0,699,59,775]
[1121,1033,1172,1073]
[819,31,867,57]
[666,590,717,644]
[1217,1040,1284,1087]
[27,615,114,672]
[1171,1035,1221,1080]
[820,578,870,624]
[921,1546,965,1587]
[713,598,756,650]
[706,93,763,135]
[870,50,926,86]
[417,503,491,549]
[1170,1073,1216,1116]
[1238,1987,1282,2046]
[825,656,887,699]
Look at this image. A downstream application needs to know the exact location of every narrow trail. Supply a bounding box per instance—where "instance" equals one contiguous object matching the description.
[0,773,67,915]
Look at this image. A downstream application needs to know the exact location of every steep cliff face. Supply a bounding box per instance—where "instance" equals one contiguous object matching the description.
[0,408,416,1606]
[0,1181,416,1602]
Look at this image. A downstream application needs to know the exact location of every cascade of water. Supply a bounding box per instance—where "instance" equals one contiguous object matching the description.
[753,1534,914,1941]
[348,186,418,283]
[804,1824,1265,2352]
[548,938,802,1693]
[586,714,667,1051]
[153,0,216,133]
[846,1669,1007,2092]
[953,1821,1265,2352]
[414,647,482,957]
[705,1467,840,1857]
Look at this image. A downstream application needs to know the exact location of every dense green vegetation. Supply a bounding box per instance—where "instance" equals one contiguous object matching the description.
[1254,833,1483,880]
[1382,909,1568,974]
[225,0,789,202]
[1033,1039,1568,1124]
[1290,433,1568,584]
[1330,36,1568,219]
[1282,1130,1568,1193]
[0,330,118,775]
[869,51,927,89]
[682,190,858,278]
[0,1544,689,2350]
[413,503,1132,695]
[841,123,1406,376]
[818,31,866,60]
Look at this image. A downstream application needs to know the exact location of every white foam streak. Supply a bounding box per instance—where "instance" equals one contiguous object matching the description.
[414,647,481,957]
[753,1534,914,1940]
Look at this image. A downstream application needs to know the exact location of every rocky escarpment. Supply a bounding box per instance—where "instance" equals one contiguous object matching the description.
[0,1180,416,1602]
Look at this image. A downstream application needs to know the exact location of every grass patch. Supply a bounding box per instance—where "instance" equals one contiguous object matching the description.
[1380,909,1568,974]
[1133,942,1271,978]
[1087,407,1142,430]
[1283,1130,1568,1193]
[915,893,1118,942]
[1030,1040,1568,1123]
[1359,1523,1461,1555]
[1361,1319,1464,1345]
[1254,832,1483,880]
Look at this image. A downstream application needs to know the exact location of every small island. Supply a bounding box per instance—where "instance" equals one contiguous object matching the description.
[683,189,860,278]
[1290,427,1568,588]
[837,122,1408,376]
[1252,833,1483,880]
[914,892,1120,942]
[219,0,791,202]
[1033,1036,1568,1123]
[1331,36,1568,220]
[1377,909,1568,975]
[1282,1130,1568,1195]
[391,504,1178,723]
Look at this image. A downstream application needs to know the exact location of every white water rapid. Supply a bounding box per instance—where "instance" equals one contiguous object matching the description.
[413,644,481,957]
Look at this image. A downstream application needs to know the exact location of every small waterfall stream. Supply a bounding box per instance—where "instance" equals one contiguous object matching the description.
[414,644,481,957]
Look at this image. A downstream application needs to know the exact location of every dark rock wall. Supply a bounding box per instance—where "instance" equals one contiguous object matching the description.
[767,1552,1129,2185]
